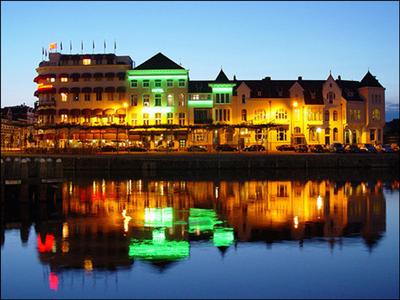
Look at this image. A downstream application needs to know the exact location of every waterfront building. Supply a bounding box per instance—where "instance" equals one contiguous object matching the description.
[33,52,386,150]
[1,104,36,150]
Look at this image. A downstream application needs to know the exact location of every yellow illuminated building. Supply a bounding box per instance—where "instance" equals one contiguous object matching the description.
[34,52,386,150]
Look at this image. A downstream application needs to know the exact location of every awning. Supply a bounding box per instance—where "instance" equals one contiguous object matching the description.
[82,87,92,93]
[105,87,115,92]
[116,72,126,80]
[82,73,92,78]
[105,72,115,78]
[92,109,103,116]
[116,86,126,92]
[33,75,46,83]
[58,73,69,78]
[103,108,115,116]
[81,109,92,116]
[93,73,104,78]
[38,88,56,94]
[70,87,80,93]
[70,73,80,79]
[93,87,103,92]
[58,109,69,115]
[116,108,126,115]
[58,87,69,93]
[70,109,81,116]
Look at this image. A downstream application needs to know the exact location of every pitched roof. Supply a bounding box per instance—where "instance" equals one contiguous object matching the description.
[335,80,364,101]
[134,52,184,70]
[214,70,230,83]
[237,79,295,99]
[188,81,213,93]
[360,71,383,88]
[297,80,325,105]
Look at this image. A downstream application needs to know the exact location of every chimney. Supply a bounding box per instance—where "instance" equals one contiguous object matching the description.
[233,75,237,81]
[298,76,302,81]
[264,76,271,81]
[338,75,341,80]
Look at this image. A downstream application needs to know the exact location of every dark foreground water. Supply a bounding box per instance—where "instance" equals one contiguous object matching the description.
[1,174,399,299]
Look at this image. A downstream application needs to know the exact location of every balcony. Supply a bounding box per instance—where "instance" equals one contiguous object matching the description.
[39,99,56,106]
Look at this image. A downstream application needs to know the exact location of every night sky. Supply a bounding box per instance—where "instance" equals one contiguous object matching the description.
[1,1,398,120]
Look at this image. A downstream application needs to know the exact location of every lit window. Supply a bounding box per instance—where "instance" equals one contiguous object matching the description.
[192,94,199,100]
[143,95,150,106]
[167,79,173,87]
[49,77,56,83]
[61,114,68,122]
[179,113,185,126]
[179,94,185,106]
[131,80,137,88]
[130,94,138,106]
[155,94,162,106]
[178,79,185,87]
[167,112,173,124]
[372,109,380,121]
[83,59,91,65]
[61,77,68,82]
[167,94,174,106]
[155,113,161,125]
[333,110,338,121]
[275,108,287,120]
[143,80,149,87]
[143,113,149,125]
[84,93,90,101]
[73,93,79,101]
[61,93,67,102]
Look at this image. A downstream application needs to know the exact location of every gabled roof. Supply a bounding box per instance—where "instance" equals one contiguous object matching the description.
[134,52,184,70]
[236,79,295,98]
[297,80,325,105]
[214,70,230,83]
[360,71,383,88]
[335,80,364,101]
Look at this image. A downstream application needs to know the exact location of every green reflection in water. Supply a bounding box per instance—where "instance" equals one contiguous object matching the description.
[188,208,222,233]
[129,228,189,261]
[213,227,234,247]
[144,207,173,228]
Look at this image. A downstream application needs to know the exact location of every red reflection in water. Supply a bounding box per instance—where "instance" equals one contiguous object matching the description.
[37,234,54,253]
[49,272,59,291]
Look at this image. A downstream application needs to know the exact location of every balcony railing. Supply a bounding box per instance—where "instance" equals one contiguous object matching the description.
[39,99,56,106]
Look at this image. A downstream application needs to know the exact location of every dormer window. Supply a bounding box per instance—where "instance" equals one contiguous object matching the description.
[327,92,335,104]
[83,58,91,65]
[257,91,262,96]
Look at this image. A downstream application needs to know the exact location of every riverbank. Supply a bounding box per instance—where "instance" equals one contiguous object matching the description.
[1,152,398,173]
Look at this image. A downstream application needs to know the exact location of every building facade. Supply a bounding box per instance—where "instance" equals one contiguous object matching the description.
[34,52,386,150]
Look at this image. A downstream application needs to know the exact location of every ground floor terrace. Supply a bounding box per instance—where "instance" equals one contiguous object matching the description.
[24,122,382,152]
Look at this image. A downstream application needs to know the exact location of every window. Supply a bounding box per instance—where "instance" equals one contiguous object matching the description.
[325,128,330,135]
[309,128,317,141]
[61,114,68,123]
[84,76,90,82]
[83,58,91,65]
[372,109,380,121]
[179,139,186,148]
[61,77,68,82]
[167,79,173,87]
[294,108,300,121]
[131,80,138,88]
[96,91,102,101]
[294,127,301,134]
[327,91,335,104]
[191,94,199,100]
[84,93,90,101]
[179,113,185,126]
[214,109,230,122]
[155,94,162,106]
[143,80,149,87]
[95,57,102,64]
[167,94,174,106]
[143,95,150,106]
[275,108,287,120]
[73,93,79,101]
[155,80,161,87]
[130,95,138,106]
[118,92,124,101]
[131,113,137,126]
[108,93,114,101]
[241,94,246,104]
[143,113,149,126]
[333,110,338,121]
[241,109,247,121]
[107,115,113,124]
[277,128,287,141]
[325,110,329,121]
[308,109,322,121]
[178,79,185,87]
[370,129,375,141]
[333,128,338,141]
[179,94,185,106]
[61,93,67,102]
[155,113,162,125]
[167,112,174,125]
[216,94,220,104]
[50,77,56,83]
[254,109,266,121]
[377,129,382,141]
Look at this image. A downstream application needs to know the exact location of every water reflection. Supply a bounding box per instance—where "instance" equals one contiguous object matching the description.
[2,179,397,278]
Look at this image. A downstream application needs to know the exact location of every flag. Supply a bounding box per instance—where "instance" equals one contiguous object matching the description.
[69,40,72,52]
[45,49,48,57]
[81,40,83,51]
[114,40,116,51]
[92,40,95,50]
[104,40,106,50]
[42,47,44,56]
[60,42,63,51]
[49,42,57,50]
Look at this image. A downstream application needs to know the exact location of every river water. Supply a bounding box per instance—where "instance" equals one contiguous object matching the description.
[1,173,399,299]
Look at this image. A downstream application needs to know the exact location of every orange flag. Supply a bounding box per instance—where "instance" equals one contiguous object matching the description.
[49,42,57,50]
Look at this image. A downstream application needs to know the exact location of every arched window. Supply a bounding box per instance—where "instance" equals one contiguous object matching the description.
[294,127,301,134]
[325,110,330,121]
[241,109,247,122]
[325,128,330,135]
[372,109,380,121]
[254,109,266,121]
[241,94,246,104]
[333,110,338,121]
[309,128,316,141]
[333,128,338,141]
